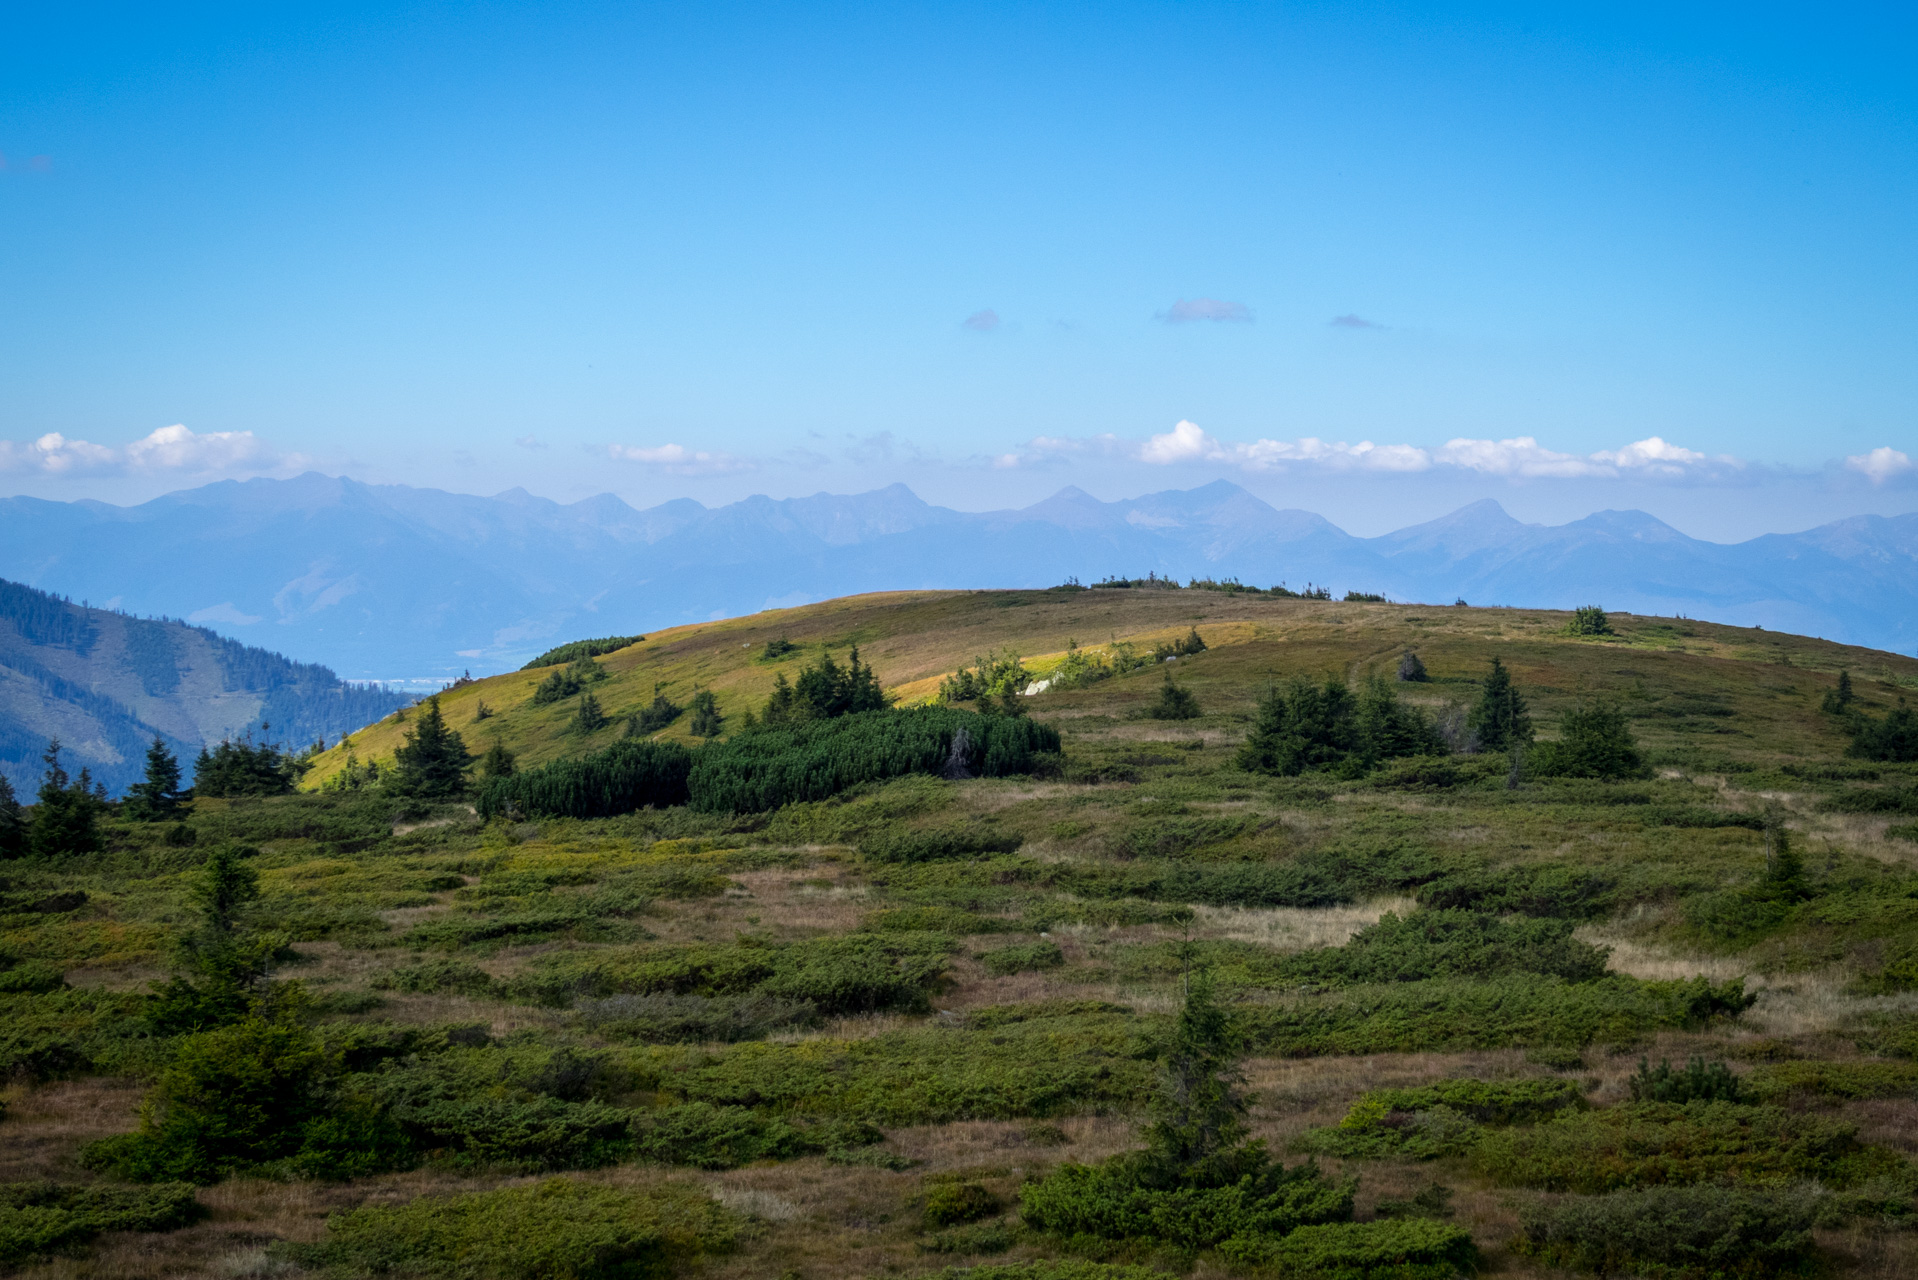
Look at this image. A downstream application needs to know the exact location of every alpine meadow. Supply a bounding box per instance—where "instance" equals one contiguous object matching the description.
[6,584,1918,1280]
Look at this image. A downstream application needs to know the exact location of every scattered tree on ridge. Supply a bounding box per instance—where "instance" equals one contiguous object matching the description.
[1566,606,1615,637]
[1149,670,1202,720]
[1397,652,1429,682]
[29,740,105,858]
[1821,670,1855,716]
[126,736,187,822]
[387,696,472,800]
[688,690,723,737]
[1468,657,1533,753]
[0,774,25,859]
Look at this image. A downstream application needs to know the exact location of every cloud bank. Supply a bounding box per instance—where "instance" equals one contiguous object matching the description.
[998,420,1763,481]
[0,424,284,476]
[607,442,753,475]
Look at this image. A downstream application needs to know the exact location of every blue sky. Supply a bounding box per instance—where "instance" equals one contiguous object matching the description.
[2,2,1915,538]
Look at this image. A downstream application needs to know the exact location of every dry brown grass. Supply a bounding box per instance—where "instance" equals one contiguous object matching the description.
[1191,896,1418,952]
[0,1078,145,1182]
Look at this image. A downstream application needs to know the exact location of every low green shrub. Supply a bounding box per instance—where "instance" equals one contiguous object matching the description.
[1627,1057,1747,1104]
[1216,1217,1478,1278]
[370,957,496,995]
[924,1181,1002,1228]
[0,1182,201,1268]
[1821,786,1918,814]
[980,940,1065,976]
[1416,864,1618,919]
[1300,1078,1585,1159]
[1270,911,1611,986]
[1747,1059,1918,1103]
[919,1219,1018,1254]
[279,1178,735,1280]
[1517,1183,1819,1279]
[1468,1101,1904,1193]
[1241,975,1754,1056]
[930,1265,1174,1280]
[862,828,1025,863]
[1018,1157,1355,1252]
[631,1103,822,1169]
[575,992,818,1042]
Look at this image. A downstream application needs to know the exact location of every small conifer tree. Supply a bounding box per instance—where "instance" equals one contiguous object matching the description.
[1148,670,1202,720]
[569,691,609,735]
[1567,606,1614,636]
[1396,651,1429,682]
[147,842,284,1033]
[688,690,723,737]
[1468,657,1533,752]
[126,736,187,822]
[388,696,472,799]
[29,739,104,858]
[1822,671,1855,715]
[478,739,516,780]
[0,774,25,859]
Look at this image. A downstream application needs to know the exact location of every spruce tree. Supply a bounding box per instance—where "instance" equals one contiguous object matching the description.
[1822,671,1855,715]
[1139,969,1261,1189]
[569,690,609,735]
[1468,656,1533,752]
[1396,651,1429,682]
[388,696,472,799]
[0,774,25,859]
[478,739,517,780]
[147,842,279,1033]
[29,740,104,858]
[1148,670,1201,720]
[688,690,724,737]
[126,736,186,822]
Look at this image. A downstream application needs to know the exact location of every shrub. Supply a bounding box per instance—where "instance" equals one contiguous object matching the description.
[631,1103,813,1169]
[280,1178,735,1280]
[1819,785,1918,814]
[530,655,609,705]
[370,958,496,996]
[689,709,1060,813]
[1628,1057,1748,1104]
[477,739,692,820]
[925,1181,1002,1228]
[1147,672,1201,720]
[0,1182,201,1268]
[1530,700,1647,780]
[932,1265,1174,1280]
[1300,1077,1586,1159]
[1566,606,1615,637]
[1746,1059,1918,1103]
[862,828,1025,863]
[1517,1183,1818,1279]
[980,940,1065,976]
[1217,1218,1478,1278]
[1467,1101,1892,1193]
[575,992,817,1042]
[1271,911,1612,986]
[1849,701,1918,763]
[1397,652,1429,682]
[1018,1159,1355,1251]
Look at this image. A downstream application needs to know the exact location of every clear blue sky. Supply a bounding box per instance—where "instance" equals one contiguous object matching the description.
[3,2,1915,537]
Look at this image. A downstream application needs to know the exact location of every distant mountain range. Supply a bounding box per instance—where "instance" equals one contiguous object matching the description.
[0,577,407,797]
[1,473,1914,681]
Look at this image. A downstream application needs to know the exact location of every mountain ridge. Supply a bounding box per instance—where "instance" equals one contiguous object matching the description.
[1,475,1913,679]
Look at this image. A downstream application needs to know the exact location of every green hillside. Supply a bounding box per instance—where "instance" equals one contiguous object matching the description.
[5,591,1918,1280]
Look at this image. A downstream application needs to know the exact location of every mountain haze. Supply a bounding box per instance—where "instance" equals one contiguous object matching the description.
[0,578,408,796]
[1,474,1913,680]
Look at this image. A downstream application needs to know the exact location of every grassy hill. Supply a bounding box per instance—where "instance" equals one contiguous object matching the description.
[305,587,1917,787]
[6,591,1918,1280]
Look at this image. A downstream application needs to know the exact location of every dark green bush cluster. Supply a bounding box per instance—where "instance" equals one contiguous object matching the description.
[280,1178,734,1280]
[1019,1158,1355,1252]
[1849,702,1918,763]
[575,991,818,1042]
[0,1181,201,1268]
[530,655,608,705]
[1416,863,1619,918]
[1237,677,1444,777]
[925,1180,1002,1228]
[0,987,152,1081]
[521,636,643,670]
[1517,1183,1819,1279]
[931,1265,1173,1280]
[689,709,1060,812]
[1217,1218,1478,1278]
[1627,1057,1747,1104]
[861,827,1025,862]
[980,940,1065,976]
[1300,1077,1585,1159]
[1468,1100,1902,1193]
[1530,701,1648,780]
[1269,911,1611,986]
[477,739,692,819]
[1746,1058,1918,1103]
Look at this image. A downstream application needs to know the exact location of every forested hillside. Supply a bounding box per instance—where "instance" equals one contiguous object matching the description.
[0,578,407,796]
[5,590,1918,1279]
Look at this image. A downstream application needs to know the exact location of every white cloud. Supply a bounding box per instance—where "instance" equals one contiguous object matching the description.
[0,424,279,476]
[962,309,1000,332]
[1140,419,1217,463]
[1159,298,1252,324]
[607,442,753,475]
[1847,446,1913,484]
[1591,436,1710,474]
[1139,421,1433,472]
[188,602,264,626]
[1435,436,1605,478]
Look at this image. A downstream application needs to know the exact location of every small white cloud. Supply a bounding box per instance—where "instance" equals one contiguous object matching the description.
[1159,298,1253,324]
[514,435,548,450]
[1591,436,1709,474]
[962,309,1000,332]
[1140,420,1219,464]
[607,442,753,475]
[1847,446,1913,484]
[188,602,264,626]
[0,424,275,475]
[1330,314,1384,329]
[1436,436,1608,478]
